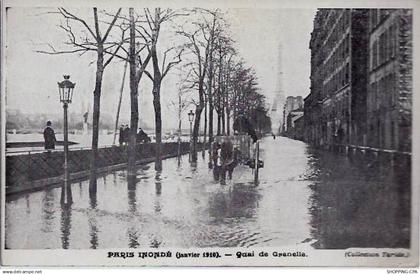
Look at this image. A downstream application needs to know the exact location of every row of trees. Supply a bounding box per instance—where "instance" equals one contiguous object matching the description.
[39,8,271,192]
[177,9,271,161]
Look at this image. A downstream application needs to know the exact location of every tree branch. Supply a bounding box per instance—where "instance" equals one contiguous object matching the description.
[101,8,122,43]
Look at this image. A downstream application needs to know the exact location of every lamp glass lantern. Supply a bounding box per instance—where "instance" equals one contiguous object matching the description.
[188,110,195,123]
[58,75,76,104]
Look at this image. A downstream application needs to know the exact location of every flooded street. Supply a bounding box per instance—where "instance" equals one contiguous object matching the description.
[5,137,410,249]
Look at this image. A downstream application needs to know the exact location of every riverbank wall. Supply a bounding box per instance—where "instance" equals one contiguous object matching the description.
[6,142,205,196]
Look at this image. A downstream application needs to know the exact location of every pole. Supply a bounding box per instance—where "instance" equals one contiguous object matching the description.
[189,120,193,162]
[177,94,182,159]
[113,60,128,145]
[254,140,259,185]
[61,103,72,205]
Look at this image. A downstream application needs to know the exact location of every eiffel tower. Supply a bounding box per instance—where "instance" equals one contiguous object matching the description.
[270,43,286,135]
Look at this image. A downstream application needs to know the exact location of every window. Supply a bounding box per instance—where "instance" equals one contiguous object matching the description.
[372,40,378,69]
[387,75,392,107]
[346,63,350,83]
[345,35,349,54]
[379,9,390,21]
[390,121,395,149]
[390,23,397,58]
[345,9,350,25]
[384,29,389,61]
[371,9,378,28]
[374,82,379,110]
[379,32,386,65]
[391,73,397,107]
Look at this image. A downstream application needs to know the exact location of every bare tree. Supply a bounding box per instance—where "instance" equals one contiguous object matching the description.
[168,75,191,161]
[96,8,153,178]
[224,53,235,135]
[212,34,234,136]
[126,8,152,178]
[37,8,125,193]
[177,9,225,162]
[142,8,184,171]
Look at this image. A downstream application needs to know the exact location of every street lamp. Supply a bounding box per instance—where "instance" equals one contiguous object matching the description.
[188,110,194,162]
[58,75,75,205]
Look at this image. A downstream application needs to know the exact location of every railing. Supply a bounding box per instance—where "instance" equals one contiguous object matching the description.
[6,142,196,192]
[329,143,411,156]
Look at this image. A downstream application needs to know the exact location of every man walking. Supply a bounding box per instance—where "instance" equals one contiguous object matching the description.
[43,121,56,151]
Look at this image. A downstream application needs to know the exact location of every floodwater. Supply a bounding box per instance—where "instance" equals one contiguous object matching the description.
[5,137,410,249]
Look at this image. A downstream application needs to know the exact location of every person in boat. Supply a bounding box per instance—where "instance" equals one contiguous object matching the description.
[137,128,151,143]
[43,121,56,151]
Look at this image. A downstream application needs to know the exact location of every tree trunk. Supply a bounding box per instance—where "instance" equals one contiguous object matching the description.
[127,8,138,178]
[207,76,214,165]
[208,58,214,145]
[89,48,104,194]
[226,107,230,135]
[149,11,163,171]
[153,83,162,171]
[222,106,226,135]
[177,94,182,159]
[191,104,203,163]
[217,65,222,136]
[217,110,221,135]
[202,96,207,158]
[192,76,206,162]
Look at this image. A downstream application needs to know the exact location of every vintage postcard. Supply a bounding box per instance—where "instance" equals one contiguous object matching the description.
[1,0,418,268]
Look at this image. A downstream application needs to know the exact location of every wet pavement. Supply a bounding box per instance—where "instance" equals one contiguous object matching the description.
[5,137,410,249]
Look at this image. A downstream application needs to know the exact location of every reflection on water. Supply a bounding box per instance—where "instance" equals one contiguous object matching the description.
[60,204,72,249]
[41,190,55,234]
[5,137,410,249]
[307,148,410,249]
[208,183,260,222]
[88,191,98,249]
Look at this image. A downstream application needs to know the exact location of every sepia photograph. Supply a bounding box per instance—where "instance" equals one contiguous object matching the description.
[1,0,418,268]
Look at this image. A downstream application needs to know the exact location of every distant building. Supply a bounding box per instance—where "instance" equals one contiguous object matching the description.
[367,9,412,152]
[292,115,305,141]
[285,108,304,140]
[287,109,304,130]
[283,96,303,132]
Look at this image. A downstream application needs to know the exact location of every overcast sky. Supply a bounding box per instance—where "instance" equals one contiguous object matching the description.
[5,7,316,130]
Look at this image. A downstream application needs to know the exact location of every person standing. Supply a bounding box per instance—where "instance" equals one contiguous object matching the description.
[212,142,223,183]
[43,121,56,151]
[221,139,234,182]
[137,127,150,143]
[123,125,130,145]
[119,124,124,146]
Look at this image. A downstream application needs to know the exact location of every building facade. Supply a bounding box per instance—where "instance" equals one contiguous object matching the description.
[367,9,412,152]
[285,109,304,140]
[283,96,303,132]
[292,115,305,141]
[305,9,369,147]
[304,9,412,152]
